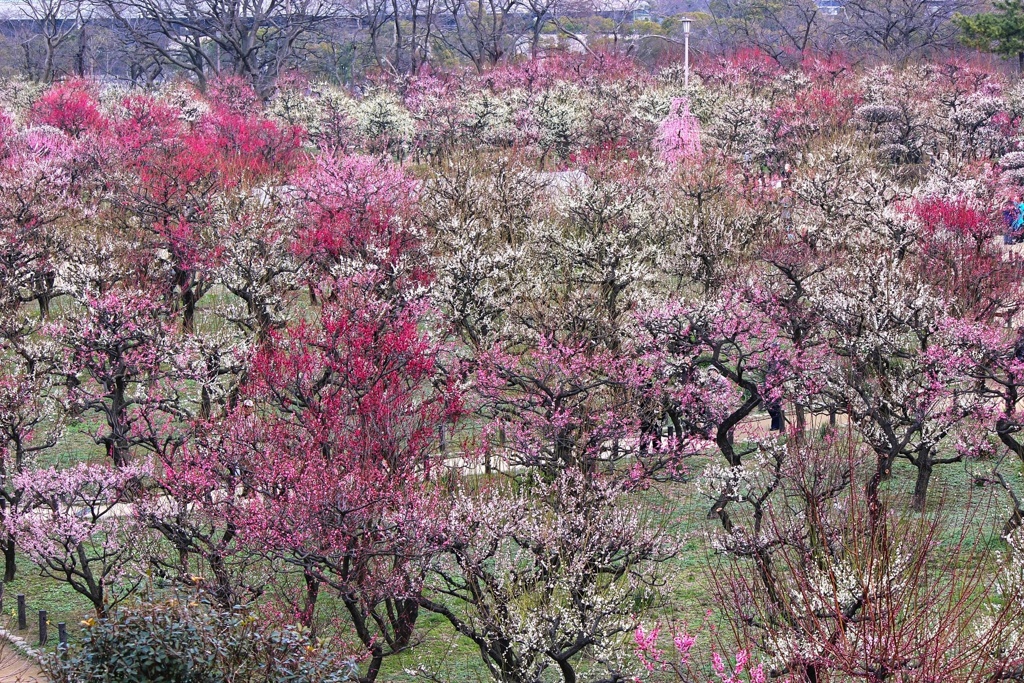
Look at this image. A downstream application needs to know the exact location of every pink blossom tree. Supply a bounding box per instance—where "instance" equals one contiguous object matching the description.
[50,287,187,467]
[7,463,150,616]
[642,292,800,527]
[0,112,76,318]
[0,372,62,582]
[656,98,703,167]
[157,286,459,681]
[157,151,459,682]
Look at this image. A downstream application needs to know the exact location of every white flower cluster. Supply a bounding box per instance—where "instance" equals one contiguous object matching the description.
[159,82,211,123]
[0,78,45,123]
[433,470,668,683]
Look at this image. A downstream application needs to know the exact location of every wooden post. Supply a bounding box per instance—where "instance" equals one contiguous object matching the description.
[16,595,25,630]
[57,622,67,651]
[38,611,47,645]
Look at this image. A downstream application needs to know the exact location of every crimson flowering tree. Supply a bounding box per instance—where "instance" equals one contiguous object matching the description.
[29,80,107,140]
[294,153,429,300]
[908,197,1023,321]
[157,152,460,682]
[102,92,220,334]
[103,82,303,335]
[159,284,459,682]
[767,81,860,161]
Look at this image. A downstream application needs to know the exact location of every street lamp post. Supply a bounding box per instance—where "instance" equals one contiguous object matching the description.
[682,17,692,88]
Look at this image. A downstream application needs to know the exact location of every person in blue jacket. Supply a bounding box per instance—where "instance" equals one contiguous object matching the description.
[1006,197,1024,244]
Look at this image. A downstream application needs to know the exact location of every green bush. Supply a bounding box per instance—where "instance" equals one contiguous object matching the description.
[43,598,355,683]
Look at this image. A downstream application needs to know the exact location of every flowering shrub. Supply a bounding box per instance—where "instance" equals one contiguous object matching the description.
[634,624,767,683]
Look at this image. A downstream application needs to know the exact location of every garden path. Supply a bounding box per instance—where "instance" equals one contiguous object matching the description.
[0,647,45,682]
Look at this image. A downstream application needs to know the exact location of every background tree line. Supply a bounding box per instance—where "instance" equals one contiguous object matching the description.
[0,0,1017,91]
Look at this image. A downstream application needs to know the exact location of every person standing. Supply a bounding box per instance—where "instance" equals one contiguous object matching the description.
[1011,196,1024,244]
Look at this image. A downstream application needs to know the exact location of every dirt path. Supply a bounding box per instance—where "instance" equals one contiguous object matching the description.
[0,647,45,683]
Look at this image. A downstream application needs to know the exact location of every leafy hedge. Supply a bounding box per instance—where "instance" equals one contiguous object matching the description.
[43,598,355,683]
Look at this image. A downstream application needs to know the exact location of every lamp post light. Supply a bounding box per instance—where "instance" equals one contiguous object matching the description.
[682,17,692,88]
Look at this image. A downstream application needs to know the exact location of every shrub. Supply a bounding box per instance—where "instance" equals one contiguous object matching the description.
[43,597,355,683]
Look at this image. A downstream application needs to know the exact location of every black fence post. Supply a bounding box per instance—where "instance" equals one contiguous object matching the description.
[38,610,47,645]
[16,594,25,630]
[57,622,67,653]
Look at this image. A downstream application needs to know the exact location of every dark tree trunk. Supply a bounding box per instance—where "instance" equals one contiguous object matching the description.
[35,270,55,319]
[364,645,384,683]
[911,448,933,513]
[668,409,683,448]
[392,597,419,649]
[182,288,197,334]
[1005,506,1024,538]
[554,657,577,683]
[201,385,212,421]
[866,454,891,534]
[75,23,88,76]
[707,394,761,527]
[3,532,14,583]
[300,571,320,634]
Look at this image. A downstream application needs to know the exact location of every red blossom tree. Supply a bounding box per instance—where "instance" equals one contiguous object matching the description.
[156,152,461,682]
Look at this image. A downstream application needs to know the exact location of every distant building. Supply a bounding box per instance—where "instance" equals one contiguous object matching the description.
[816,0,842,15]
[590,0,652,22]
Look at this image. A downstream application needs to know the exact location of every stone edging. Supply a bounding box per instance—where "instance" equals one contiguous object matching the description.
[0,625,44,665]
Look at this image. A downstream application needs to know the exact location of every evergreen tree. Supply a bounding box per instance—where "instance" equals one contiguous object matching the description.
[955,0,1024,72]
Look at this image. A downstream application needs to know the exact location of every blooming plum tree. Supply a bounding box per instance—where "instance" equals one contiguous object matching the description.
[50,287,187,467]
[8,463,150,616]
[423,470,673,683]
